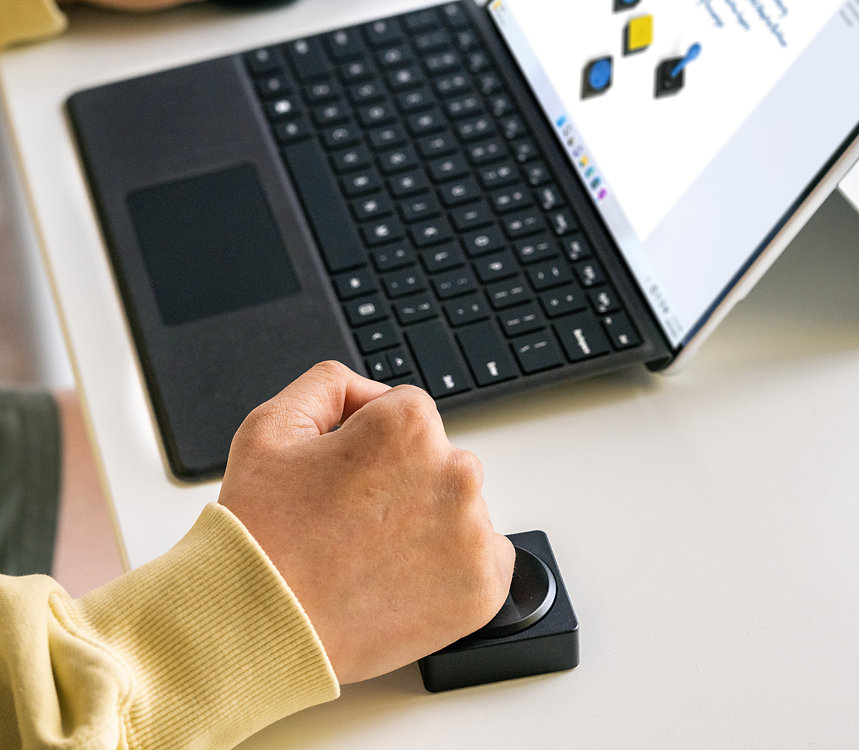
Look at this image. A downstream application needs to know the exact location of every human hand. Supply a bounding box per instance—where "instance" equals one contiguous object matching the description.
[218,361,515,684]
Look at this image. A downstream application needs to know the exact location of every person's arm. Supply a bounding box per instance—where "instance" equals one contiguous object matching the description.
[0,0,67,50]
[0,0,202,50]
[0,362,514,748]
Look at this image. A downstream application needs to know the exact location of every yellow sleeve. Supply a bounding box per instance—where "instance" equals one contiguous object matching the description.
[0,0,67,49]
[0,503,340,749]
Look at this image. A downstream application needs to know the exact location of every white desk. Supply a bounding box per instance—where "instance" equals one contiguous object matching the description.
[2,2,859,747]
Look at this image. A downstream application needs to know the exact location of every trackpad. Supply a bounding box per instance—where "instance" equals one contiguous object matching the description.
[128,163,300,326]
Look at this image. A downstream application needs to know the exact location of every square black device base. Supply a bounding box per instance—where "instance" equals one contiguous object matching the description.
[419,531,579,692]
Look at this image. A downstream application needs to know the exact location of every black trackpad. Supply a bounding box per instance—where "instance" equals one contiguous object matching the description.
[128,164,300,326]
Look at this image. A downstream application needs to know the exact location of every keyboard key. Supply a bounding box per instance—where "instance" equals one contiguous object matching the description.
[602,313,641,350]
[415,29,452,53]
[498,302,544,337]
[555,314,611,362]
[439,177,482,206]
[435,72,471,96]
[349,79,386,104]
[428,154,469,182]
[371,245,416,271]
[405,9,441,32]
[535,185,563,211]
[342,169,382,197]
[405,321,471,398]
[344,294,387,326]
[287,38,332,81]
[407,108,446,135]
[321,122,362,148]
[456,321,518,386]
[455,115,495,141]
[355,320,398,353]
[444,294,490,326]
[502,209,545,238]
[377,44,414,68]
[304,81,341,104]
[359,101,398,127]
[490,185,533,213]
[366,353,392,380]
[461,224,506,257]
[351,194,393,221]
[540,285,586,317]
[381,268,425,298]
[330,145,372,173]
[365,17,404,47]
[393,293,438,325]
[450,200,493,231]
[487,275,529,309]
[575,260,606,287]
[514,235,557,264]
[417,130,458,157]
[246,48,283,76]
[549,209,578,236]
[397,86,435,112]
[341,58,377,83]
[479,161,518,188]
[445,94,483,119]
[333,268,376,300]
[389,65,426,90]
[369,124,407,149]
[512,330,565,373]
[378,145,419,173]
[390,169,430,197]
[387,348,414,376]
[274,118,312,143]
[399,193,441,223]
[257,74,293,98]
[312,101,351,126]
[563,234,593,262]
[474,250,518,283]
[265,96,301,120]
[432,268,477,299]
[527,259,574,290]
[361,217,405,246]
[589,288,620,314]
[441,2,470,29]
[421,241,466,273]
[467,139,506,164]
[410,216,453,246]
[327,28,364,60]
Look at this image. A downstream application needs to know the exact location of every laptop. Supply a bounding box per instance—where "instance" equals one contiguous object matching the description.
[66,0,859,479]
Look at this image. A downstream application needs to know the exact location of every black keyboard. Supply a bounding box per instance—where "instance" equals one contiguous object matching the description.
[244,1,642,400]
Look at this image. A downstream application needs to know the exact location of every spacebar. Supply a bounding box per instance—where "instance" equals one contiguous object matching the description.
[405,321,471,399]
[280,141,366,272]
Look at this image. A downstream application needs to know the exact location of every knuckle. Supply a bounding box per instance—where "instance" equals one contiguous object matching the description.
[446,448,484,497]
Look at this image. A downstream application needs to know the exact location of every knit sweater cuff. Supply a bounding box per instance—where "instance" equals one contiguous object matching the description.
[0,0,67,49]
[70,502,340,748]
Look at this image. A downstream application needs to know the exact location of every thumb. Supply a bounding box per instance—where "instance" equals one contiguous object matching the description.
[255,361,391,442]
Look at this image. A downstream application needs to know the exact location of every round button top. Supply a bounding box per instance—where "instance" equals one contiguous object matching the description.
[469,546,557,639]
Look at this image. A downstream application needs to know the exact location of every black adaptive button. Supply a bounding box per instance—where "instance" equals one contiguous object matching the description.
[470,547,556,639]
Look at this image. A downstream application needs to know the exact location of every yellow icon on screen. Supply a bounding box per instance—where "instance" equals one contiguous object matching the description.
[624,14,654,55]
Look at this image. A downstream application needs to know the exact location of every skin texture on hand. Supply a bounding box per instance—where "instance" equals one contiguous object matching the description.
[218,361,515,685]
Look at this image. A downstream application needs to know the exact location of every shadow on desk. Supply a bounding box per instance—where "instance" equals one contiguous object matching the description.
[700,191,859,369]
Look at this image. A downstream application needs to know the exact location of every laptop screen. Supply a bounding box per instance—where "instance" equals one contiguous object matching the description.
[489,0,859,348]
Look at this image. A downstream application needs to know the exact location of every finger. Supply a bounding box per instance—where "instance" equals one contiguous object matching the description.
[265,361,391,439]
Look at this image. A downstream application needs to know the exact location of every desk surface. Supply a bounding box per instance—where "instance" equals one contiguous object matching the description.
[2,2,859,747]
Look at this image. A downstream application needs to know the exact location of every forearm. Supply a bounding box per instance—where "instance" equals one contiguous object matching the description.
[0,503,339,749]
[0,0,67,48]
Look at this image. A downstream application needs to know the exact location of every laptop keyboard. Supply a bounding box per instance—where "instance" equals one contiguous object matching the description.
[244,1,642,399]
